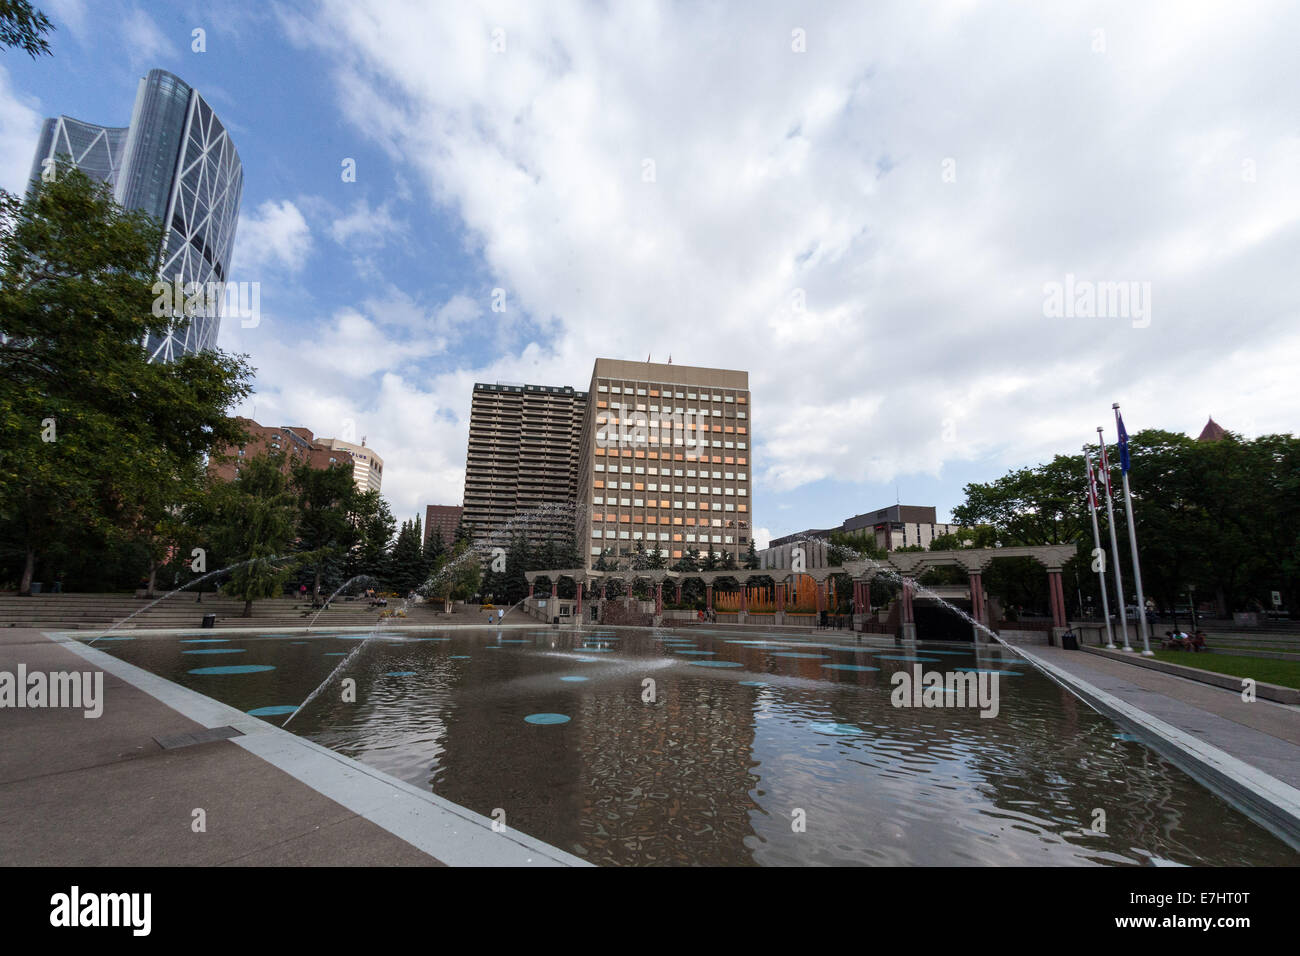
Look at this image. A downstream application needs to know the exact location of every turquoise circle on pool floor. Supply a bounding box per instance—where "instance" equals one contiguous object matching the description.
[560,676,588,682]
[180,638,228,643]
[384,670,417,677]
[188,665,275,675]
[674,650,716,655]
[773,652,830,659]
[739,680,769,687]
[822,663,881,672]
[247,705,298,716]
[909,649,971,655]
[525,713,570,725]
[324,652,348,656]
[290,641,309,645]
[450,655,471,659]
[182,648,245,655]
[579,647,613,652]
[689,660,743,667]
[574,657,600,662]
[499,639,531,643]
[875,655,943,662]
[1113,732,1140,741]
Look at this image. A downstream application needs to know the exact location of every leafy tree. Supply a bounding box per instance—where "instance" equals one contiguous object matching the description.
[198,453,298,616]
[0,170,251,594]
[291,459,357,599]
[345,488,395,581]
[0,1,53,57]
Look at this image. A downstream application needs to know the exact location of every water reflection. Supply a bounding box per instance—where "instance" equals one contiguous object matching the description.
[89,627,1299,866]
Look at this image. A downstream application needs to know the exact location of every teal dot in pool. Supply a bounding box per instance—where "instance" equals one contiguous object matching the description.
[579,647,613,653]
[573,657,600,663]
[182,648,246,655]
[810,722,862,736]
[955,667,1022,675]
[674,650,716,655]
[290,641,309,645]
[907,649,970,656]
[450,655,471,659]
[384,671,417,677]
[739,680,769,687]
[773,652,830,659]
[560,675,588,682]
[1113,732,1141,742]
[499,639,531,644]
[247,705,298,717]
[323,652,348,656]
[875,655,943,662]
[524,713,570,725]
[180,638,228,643]
[689,660,743,668]
[188,665,275,675]
[822,663,881,672]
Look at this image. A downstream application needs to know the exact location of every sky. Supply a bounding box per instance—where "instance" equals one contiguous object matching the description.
[3,0,1298,547]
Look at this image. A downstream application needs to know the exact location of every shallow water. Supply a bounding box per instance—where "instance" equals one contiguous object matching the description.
[89,626,1300,866]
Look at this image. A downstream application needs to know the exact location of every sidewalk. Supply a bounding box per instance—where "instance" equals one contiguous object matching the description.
[0,628,585,866]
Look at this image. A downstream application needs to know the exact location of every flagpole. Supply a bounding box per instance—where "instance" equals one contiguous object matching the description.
[1083,447,1116,648]
[1114,403,1153,655]
[1097,426,1133,651]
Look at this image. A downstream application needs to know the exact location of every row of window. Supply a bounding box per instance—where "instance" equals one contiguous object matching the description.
[591,530,739,543]
[599,405,747,419]
[595,384,747,404]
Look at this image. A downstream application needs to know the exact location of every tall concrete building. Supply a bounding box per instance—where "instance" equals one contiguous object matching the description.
[29,69,243,363]
[770,505,962,552]
[461,383,587,548]
[316,437,384,493]
[575,359,752,569]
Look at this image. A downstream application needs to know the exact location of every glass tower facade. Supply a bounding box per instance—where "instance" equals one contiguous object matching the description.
[29,69,243,362]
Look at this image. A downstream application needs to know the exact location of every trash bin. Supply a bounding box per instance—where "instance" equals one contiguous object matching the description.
[1061,630,1079,650]
[29,582,42,595]
[202,613,216,629]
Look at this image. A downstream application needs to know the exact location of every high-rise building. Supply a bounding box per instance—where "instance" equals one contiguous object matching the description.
[29,69,243,362]
[315,437,384,493]
[208,419,351,483]
[461,383,587,549]
[575,359,752,569]
[424,505,463,550]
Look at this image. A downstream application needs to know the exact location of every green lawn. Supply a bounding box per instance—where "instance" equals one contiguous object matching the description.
[1149,650,1300,690]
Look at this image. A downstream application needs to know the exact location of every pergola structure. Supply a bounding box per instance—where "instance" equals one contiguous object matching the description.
[522,544,1077,640]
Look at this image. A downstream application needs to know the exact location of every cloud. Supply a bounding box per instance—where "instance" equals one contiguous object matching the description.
[0,65,42,194]
[121,6,175,66]
[235,199,313,275]
[262,0,1300,522]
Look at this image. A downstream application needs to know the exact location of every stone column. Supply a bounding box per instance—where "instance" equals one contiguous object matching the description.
[575,579,583,619]
[1048,568,1068,643]
[655,582,663,616]
[968,570,985,642]
[527,582,534,599]
[706,584,713,612]
[901,580,917,642]
[675,582,682,604]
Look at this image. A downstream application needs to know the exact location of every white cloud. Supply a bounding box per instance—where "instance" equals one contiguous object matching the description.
[0,65,41,194]
[265,0,1300,520]
[121,6,175,66]
[235,199,313,275]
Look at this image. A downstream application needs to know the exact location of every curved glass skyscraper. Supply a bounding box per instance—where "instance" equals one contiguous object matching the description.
[29,69,243,362]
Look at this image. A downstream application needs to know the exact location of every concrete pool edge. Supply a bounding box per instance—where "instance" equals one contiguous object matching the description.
[1016,646,1300,853]
[47,631,593,868]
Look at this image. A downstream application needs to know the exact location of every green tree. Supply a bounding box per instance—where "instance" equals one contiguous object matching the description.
[0,170,251,594]
[345,488,396,581]
[198,454,298,616]
[292,459,358,599]
[1,1,53,57]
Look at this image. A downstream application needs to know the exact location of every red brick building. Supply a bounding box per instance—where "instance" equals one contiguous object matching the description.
[424,505,463,550]
[209,418,354,482]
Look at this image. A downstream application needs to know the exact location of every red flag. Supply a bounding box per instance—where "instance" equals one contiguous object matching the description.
[1098,441,1113,497]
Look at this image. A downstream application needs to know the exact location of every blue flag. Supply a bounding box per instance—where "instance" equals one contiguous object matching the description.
[1117,412,1131,474]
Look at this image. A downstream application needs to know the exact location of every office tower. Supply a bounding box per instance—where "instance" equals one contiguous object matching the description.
[576,359,752,569]
[316,437,384,493]
[29,69,243,362]
[461,383,587,550]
